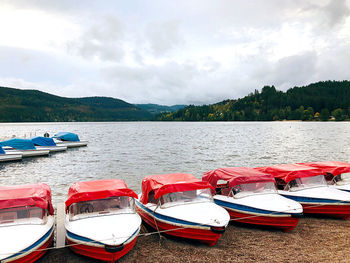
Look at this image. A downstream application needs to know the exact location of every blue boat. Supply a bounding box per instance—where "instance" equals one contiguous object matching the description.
[53,132,88,148]
[0,138,49,158]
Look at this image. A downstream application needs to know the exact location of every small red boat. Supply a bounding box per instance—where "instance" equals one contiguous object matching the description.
[256,164,350,219]
[135,173,230,246]
[0,183,55,263]
[203,167,303,232]
[65,179,141,262]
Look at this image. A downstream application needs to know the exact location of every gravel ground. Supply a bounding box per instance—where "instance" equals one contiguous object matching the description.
[39,216,350,263]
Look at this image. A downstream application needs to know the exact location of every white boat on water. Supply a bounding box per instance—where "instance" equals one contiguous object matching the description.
[31,136,67,153]
[256,164,350,219]
[65,179,141,262]
[0,139,49,158]
[0,183,55,262]
[203,167,303,232]
[0,146,22,162]
[135,173,230,246]
[300,161,350,192]
[53,132,88,148]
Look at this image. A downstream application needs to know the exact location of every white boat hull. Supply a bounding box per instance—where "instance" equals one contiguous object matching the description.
[65,213,141,261]
[0,153,22,162]
[135,196,230,246]
[56,141,88,148]
[213,193,303,231]
[3,147,49,158]
[36,145,67,152]
[278,186,350,219]
[0,216,54,262]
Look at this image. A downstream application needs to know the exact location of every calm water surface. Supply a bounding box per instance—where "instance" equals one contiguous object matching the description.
[1,121,350,205]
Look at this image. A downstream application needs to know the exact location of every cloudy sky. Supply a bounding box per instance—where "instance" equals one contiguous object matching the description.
[0,0,350,105]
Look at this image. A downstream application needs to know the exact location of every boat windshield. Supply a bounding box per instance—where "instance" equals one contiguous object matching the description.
[0,206,47,226]
[232,182,277,198]
[160,188,213,208]
[68,196,136,221]
[335,173,350,185]
[287,175,327,191]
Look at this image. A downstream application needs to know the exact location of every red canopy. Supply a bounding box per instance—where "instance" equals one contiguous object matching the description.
[255,164,326,183]
[139,173,214,204]
[203,167,275,189]
[299,161,350,176]
[0,183,54,215]
[65,179,138,210]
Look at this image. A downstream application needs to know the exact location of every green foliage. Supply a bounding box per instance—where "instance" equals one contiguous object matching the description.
[157,80,350,122]
[0,86,153,122]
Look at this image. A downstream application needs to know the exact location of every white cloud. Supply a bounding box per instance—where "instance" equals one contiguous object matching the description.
[1,0,350,105]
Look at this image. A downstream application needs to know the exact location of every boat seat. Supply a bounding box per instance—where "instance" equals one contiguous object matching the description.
[0,211,17,222]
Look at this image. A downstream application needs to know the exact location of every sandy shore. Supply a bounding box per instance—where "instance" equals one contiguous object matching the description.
[38,216,350,263]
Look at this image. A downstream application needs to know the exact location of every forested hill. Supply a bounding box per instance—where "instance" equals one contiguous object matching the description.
[0,86,153,122]
[136,104,187,115]
[157,81,350,121]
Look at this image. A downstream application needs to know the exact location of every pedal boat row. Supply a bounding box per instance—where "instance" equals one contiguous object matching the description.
[0,132,87,162]
[2,161,350,262]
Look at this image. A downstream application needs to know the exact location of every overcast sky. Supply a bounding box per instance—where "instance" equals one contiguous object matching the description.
[1,0,350,105]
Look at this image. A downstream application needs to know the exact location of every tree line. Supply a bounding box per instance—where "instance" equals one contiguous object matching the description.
[157,81,350,121]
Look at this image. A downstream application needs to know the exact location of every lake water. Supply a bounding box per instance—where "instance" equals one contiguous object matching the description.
[1,121,350,205]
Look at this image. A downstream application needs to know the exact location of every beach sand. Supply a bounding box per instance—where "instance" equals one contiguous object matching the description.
[39,216,350,263]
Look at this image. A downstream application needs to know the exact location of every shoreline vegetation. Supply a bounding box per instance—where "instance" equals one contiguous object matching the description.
[157,80,350,122]
[1,80,350,122]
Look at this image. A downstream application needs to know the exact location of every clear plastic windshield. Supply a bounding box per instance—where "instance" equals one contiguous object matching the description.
[288,175,327,191]
[68,196,136,221]
[232,182,277,198]
[0,206,47,226]
[335,173,350,185]
[160,188,213,208]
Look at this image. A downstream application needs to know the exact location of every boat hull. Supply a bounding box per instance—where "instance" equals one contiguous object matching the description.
[4,149,49,157]
[66,230,138,262]
[0,154,22,162]
[2,227,54,263]
[301,203,350,219]
[136,203,223,246]
[225,209,299,232]
[36,145,67,152]
[56,141,88,148]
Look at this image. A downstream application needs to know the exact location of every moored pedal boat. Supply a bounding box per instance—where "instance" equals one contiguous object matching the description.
[300,161,350,192]
[0,146,22,162]
[65,179,141,262]
[256,164,350,219]
[135,173,230,246]
[53,132,88,148]
[203,167,303,232]
[31,136,67,153]
[0,183,55,262]
[0,139,49,157]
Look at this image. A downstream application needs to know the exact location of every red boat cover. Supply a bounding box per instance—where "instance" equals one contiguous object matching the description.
[139,173,214,204]
[255,164,326,183]
[0,183,54,215]
[203,167,275,188]
[65,179,138,210]
[298,161,350,176]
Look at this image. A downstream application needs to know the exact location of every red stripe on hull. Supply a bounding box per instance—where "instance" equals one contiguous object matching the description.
[8,231,54,263]
[66,235,138,262]
[136,206,222,246]
[302,204,350,219]
[227,210,299,232]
